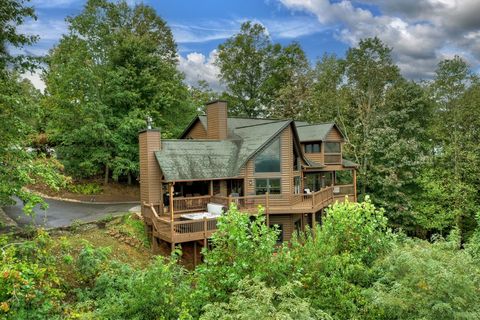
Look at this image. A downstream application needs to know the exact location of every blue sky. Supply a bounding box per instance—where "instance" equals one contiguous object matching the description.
[20,0,480,90]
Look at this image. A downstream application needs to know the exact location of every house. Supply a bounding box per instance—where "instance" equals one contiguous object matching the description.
[139,100,358,259]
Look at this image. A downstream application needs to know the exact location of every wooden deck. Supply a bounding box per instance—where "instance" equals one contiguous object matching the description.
[144,185,354,244]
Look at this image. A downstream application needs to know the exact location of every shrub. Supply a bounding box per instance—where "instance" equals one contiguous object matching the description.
[81,257,193,319]
[201,278,331,320]
[365,234,480,319]
[194,204,283,307]
[0,230,65,319]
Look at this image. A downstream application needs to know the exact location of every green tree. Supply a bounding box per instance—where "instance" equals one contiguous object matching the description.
[45,0,194,182]
[413,56,480,239]
[0,0,65,213]
[305,54,347,123]
[284,199,394,319]
[366,234,480,319]
[216,21,311,118]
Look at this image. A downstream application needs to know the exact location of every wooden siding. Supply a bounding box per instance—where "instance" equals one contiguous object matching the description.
[269,214,301,241]
[206,101,227,140]
[139,130,162,205]
[243,126,294,206]
[302,142,324,164]
[187,120,207,139]
[326,126,343,140]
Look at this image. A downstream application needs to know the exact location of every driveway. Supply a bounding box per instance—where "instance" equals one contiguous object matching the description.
[3,197,139,229]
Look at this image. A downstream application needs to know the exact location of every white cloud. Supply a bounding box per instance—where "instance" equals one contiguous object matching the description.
[178,50,223,91]
[172,16,325,44]
[279,0,480,79]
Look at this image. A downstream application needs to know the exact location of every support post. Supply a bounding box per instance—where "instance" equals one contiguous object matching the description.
[266,192,270,226]
[169,183,174,250]
[353,169,357,202]
[210,180,214,196]
[193,241,197,267]
[312,190,315,209]
[312,212,316,237]
[203,217,207,248]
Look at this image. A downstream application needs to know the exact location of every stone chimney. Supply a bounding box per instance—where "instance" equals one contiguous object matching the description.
[139,125,162,206]
[206,100,228,140]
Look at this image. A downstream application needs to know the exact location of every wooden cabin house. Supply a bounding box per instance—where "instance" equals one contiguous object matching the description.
[140,100,358,257]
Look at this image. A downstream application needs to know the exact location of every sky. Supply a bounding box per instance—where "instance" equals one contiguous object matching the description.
[18,0,480,91]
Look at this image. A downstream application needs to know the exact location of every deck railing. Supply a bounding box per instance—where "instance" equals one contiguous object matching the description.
[172,195,211,213]
[145,185,343,243]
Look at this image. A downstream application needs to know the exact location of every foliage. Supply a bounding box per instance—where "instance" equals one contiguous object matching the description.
[194,205,282,306]
[216,22,310,118]
[67,182,103,195]
[81,257,193,319]
[0,1,67,214]
[76,242,111,284]
[45,0,195,181]
[0,0,37,71]
[0,230,64,319]
[365,234,480,319]
[284,198,394,319]
[201,278,331,320]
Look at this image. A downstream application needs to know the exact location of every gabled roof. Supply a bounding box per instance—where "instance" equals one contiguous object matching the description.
[160,114,352,181]
[157,120,306,181]
[295,123,345,142]
[180,115,343,142]
[156,140,238,181]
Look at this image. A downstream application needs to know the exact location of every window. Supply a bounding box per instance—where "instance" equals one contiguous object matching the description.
[304,142,321,153]
[255,178,281,195]
[325,142,341,153]
[255,138,280,172]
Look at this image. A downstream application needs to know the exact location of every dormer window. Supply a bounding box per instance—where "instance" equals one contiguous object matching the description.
[255,138,281,172]
[304,142,321,153]
[324,141,342,164]
[325,142,341,153]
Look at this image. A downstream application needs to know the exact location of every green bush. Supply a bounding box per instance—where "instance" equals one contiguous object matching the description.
[365,234,480,320]
[67,182,103,195]
[201,278,331,320]
[0,230,65,319]
[76,242,111,284]
[81,257,193,319]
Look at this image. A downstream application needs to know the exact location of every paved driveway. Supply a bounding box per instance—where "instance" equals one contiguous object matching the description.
[3,197,138,229]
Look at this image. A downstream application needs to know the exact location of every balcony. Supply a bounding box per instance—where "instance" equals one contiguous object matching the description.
[143,186,336,244]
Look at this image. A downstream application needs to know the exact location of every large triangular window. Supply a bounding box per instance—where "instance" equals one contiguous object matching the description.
[255,138,281,172]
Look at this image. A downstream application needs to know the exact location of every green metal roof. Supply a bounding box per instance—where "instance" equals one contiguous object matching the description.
[342,158,359,168]
[158,115,351,181]
[157,121,292,181]
[295,123,335,142]
[156,140,238,181]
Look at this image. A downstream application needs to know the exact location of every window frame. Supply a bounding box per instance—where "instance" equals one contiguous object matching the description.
[254,138,281,173]
[304,142,321,154]
[324,141,341,154]
[255,178,281,195]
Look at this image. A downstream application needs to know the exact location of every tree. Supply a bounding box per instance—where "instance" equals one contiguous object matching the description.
[305,54,347,123]
[366,234,480,319]
[413,56,480,239]
[216,22,311,118]
[341,37,402,197]
[44,0,194,182]
[0,0,65,213]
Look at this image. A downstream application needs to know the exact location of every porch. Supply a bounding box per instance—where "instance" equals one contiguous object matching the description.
[143,186,337,245]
